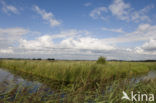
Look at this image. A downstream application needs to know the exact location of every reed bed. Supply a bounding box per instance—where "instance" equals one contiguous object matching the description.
[0,60,156,102]
[0,60,155,83]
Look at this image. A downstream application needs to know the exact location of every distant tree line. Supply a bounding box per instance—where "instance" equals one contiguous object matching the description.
[47,58,55,60]
[0,58,156,62]
[0,58,55,61]
[108,60,156,62]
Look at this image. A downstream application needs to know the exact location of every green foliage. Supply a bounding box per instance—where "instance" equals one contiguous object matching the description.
[0,60,156,102]
[96,56,106,64]
[0,60,155,83]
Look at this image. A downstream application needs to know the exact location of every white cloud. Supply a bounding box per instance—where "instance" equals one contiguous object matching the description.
[126,48,132,52]
[0,27,28,36]
[0,26,156,60]
[16,35,115,60]
[0,48,13,54]
[84,2,92,7]
[102,27,124,33]
[135,39,156,55]
[51,29,89,39]
[109,0,153,22]
[0,27,28,42]
[0,28,91,55]
[90,0,153,22]
[103,24,156,44]
[19,35,53,50]
[142,39,156,51]
[90,6,108,19]
[0,27,28,52]
[18,29,114,51]
[60,37,115,51]
[0,0,19,14]
[10,28,114,59]
[131,5,154,22]
[109,0,130,21]
[33,5,60,27]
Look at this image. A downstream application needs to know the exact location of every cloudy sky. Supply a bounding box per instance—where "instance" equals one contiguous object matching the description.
[0,0,156,60]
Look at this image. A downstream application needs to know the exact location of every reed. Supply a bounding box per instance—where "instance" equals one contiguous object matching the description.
[0,60,156,102]
[0,60,155,83]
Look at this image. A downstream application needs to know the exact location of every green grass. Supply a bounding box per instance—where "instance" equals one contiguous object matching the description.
[0,60,155,83]
[0,60,156,102]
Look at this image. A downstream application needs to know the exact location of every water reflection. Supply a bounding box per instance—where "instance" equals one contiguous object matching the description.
[131,70,156,83]
[0,68,42,93]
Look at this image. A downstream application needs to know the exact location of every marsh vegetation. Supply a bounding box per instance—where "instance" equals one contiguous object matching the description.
[0,60,156,102]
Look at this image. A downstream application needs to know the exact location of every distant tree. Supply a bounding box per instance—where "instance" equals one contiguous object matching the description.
[47,58,55,61]
[96,56,106,64]
[32,58,36,60]
[32,58,42,60]
[37,58,42,60]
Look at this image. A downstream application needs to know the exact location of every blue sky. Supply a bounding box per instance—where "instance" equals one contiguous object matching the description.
[0,0,156,60]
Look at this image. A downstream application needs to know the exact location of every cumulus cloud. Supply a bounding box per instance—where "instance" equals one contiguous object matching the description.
[110,0,153,22]
[18,29,114,52]
[0,28,113,60]
[0,24,156,60]
[60,37,115,50]
[142,39,156,51]
[103,24,156,44]
[90,7,108,19]
[135,39,156,55]
[0,0,19,14]
[19,35,53,50]
[33,5,61,27]
[109,0,130,21]
[90,0,153,22]
[0,27,28,42]
[15,36,115,60]
[0,27,29,55]
[0,48,13,54]
[0,27,28,47]
[131,5,154,22]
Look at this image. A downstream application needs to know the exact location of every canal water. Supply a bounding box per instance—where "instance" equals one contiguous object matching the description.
[0,68,156,92]
[131,70,156,83]
[0,68,52,94]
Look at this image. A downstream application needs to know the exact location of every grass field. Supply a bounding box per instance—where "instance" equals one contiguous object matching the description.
[0,60,156,102]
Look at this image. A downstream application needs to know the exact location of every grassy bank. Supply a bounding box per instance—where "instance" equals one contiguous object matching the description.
[0,60,156,83]
[0,60,156,87]
[0,60,156,102]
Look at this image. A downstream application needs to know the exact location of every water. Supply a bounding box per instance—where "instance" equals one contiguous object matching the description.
[0,68,47,94]
[131,70,156,83]
[0,68,156,92]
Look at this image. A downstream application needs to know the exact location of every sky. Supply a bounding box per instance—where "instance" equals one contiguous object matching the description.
[0,0,156,60]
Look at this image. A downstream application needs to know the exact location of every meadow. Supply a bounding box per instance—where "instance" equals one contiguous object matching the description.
[0,59,156,102]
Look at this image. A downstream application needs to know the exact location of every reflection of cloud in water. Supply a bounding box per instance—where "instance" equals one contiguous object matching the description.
[0,69,13,82]
[143,70,156,80]
[0,68,42,93]
[131,70,156,83]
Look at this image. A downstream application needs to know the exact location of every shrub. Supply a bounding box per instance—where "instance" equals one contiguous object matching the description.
[96,56,106,64]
